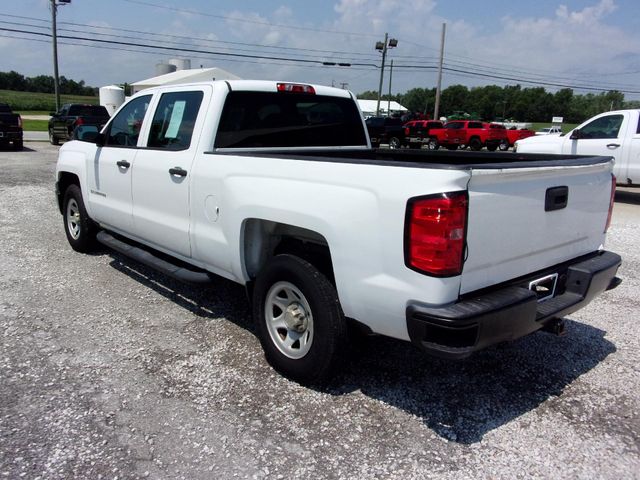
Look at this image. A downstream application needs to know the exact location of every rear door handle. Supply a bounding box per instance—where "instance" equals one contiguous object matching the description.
[116,160,130,168]
[607,143,621,149]
[169,167,187,177]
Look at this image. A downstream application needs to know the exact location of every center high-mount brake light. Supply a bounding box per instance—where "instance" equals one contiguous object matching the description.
[405,191,468,277]
[276,83,316,94]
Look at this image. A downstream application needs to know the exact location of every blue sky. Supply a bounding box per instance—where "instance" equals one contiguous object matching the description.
[1,0,640,99]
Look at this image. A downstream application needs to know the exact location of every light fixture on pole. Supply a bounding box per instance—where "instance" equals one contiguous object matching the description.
[375,34,398,117]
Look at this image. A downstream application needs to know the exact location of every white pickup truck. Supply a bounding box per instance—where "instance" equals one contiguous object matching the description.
[55,80,621,384]
[515,109,640,186]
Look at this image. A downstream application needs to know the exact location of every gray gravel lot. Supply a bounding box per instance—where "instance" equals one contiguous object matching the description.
[1,143,639,479]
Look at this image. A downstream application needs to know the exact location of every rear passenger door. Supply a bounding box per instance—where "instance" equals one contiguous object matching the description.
[131,87,208,258]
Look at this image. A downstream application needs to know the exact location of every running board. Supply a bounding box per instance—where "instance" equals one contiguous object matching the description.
[96,231,212,285]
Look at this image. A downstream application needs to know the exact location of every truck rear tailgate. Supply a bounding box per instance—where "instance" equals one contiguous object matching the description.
[461,159,614,294]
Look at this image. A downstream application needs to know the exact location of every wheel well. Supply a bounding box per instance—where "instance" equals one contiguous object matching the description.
[242,219,335,285]
[57,172,80,213]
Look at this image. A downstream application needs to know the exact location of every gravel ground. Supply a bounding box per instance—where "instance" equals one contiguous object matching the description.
[1,143,638,479]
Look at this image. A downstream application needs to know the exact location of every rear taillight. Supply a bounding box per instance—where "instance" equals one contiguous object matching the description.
[17,115,22,128]
[75,117,85,126]
[605,174,616,232]
[405,191,468,276]
[276,83,316,94]
[404,127,409,135]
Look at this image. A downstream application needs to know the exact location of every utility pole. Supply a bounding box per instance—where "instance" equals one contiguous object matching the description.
[51,0,61,112]
[387,60,393,117]
[433,23,446,121]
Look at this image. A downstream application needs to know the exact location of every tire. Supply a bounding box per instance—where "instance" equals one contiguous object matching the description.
[469,137,482,151]
[253,254,348,385]
[426,138,439,150]
[498,140,510,151]
[49,129,59,146]
[13,140,23,151]
[62,184,97,253]
[388,136,401,149]
[486,144,498,152]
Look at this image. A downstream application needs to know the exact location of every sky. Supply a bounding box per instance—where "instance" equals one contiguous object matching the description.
[1,0,640,99]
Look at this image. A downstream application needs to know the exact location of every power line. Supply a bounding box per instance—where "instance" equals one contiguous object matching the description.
[121,0,382,38]
[2,24,639,94]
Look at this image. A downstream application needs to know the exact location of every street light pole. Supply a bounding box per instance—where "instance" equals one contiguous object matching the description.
[387,59,393,116]
[51,0,60,112]
[433,23,446,120]
[375,33,388,117]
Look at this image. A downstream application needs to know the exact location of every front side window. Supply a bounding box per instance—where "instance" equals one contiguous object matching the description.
[215,92,367,148]
[147,91,204,150]
[105,95,152,147]
[580,114,624,139]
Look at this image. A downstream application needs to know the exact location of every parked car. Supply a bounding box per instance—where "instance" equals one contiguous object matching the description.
[515,109,640,186]
[483,123,509,151]
[403,120,442,149]
[535,126,563,136]
[48,104,110,145]
[56,80,621,384]
[365,116,405,148]
[445,120,504,151]
[0,103,23,150]
[502,127,536,150]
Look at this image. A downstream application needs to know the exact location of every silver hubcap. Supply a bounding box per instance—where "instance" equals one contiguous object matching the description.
[265,281,313,359]
[66,198,81,240]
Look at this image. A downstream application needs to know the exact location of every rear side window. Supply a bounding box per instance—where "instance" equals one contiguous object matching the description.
[468,122,484,129]
[215,92,367,148]
[445,122,463,129]
[147,91,204,150]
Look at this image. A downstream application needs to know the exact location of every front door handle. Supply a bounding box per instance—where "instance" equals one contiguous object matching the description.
[607,143,621,149]
[169,167,187,177]
[116,160,130,168]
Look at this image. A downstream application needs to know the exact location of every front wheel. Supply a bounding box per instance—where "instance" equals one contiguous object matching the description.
[426,138,439,150]
[469,138,483,151]
[388,137,401,149]
[253,254,348,385]
[498,140,510,151]
[63,184,97,252]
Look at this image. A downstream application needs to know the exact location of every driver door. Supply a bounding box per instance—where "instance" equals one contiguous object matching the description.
[87,94,153,233]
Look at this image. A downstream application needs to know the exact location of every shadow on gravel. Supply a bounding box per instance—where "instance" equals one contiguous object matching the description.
[334,321,615,444]
[615,189,640,205]
[105,252,616,445]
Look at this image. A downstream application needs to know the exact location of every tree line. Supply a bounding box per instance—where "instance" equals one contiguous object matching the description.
[0,70,97,97]
[359,84,640,123]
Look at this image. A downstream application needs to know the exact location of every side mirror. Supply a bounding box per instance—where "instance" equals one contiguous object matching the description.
[95,133,106,147]
[570,129,581,140]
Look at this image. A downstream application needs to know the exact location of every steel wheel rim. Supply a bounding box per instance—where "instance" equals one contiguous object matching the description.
[389,138,400,149]
[66,198,81,240]
[264,281,314,359]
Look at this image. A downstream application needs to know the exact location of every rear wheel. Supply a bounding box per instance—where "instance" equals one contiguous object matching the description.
[487,144,498,152]
[426,138,439,150]
[63,184,97,252]
[49,129,59,146]
[13,140,23,151]
[469,137,482,151]
[388,137,401,149]
[253,254,348,385]
[498,140,510,151]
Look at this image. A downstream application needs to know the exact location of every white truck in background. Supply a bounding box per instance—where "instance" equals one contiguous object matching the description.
[55,80,621,384]
[515,109,640,186]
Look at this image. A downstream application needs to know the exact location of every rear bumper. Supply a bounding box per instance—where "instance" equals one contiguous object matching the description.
[406,250,621,359]
[0,130,23,141]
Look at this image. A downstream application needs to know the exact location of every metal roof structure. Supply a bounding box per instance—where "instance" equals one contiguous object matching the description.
[131,67,241,93]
